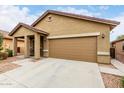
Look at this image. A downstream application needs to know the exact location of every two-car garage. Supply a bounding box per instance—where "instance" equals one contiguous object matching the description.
[49,36,97,62]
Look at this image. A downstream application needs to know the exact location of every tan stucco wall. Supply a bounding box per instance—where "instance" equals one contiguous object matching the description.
[17,40,24,54]
[2,38,24,54]
[3,39,12,50]
[34,33,41,59]
[114,41,124,63]
[34,14,111,63]
[13,27,35,37]
[97,55,110,64]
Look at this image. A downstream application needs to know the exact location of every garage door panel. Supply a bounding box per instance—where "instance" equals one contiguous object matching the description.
[49,37,97,62]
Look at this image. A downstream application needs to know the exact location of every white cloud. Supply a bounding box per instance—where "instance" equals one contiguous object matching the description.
[111,14,124,41]
[0,5,120,42]
[0,5,39,32]
[56,7,101,17]
[99,6,109,10]
[0,6,102,32]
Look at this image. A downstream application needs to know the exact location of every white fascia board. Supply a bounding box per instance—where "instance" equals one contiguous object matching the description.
[47,32,100,39]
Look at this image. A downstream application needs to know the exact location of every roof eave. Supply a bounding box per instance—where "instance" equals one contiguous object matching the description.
[111,39,124,44]
[31,10,120,27]
[9,23,49,36]
[110,24,120,30]
[9,23,21,36]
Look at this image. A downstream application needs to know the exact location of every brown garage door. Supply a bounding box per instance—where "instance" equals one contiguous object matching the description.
[49,37,97,62]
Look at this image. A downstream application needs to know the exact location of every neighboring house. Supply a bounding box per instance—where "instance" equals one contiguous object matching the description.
[9,10,120,63]
[0,30,24,54]
[111,39,124,63]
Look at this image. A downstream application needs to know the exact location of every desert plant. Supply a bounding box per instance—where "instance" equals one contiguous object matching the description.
[0,52,8,60]
[5,49,13,57]
[0,33,6,60]
[121,77,124,88]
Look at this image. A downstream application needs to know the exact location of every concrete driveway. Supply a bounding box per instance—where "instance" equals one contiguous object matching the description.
[0,58,104,88]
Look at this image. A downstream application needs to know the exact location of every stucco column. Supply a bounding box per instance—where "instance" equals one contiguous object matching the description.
[43,36,49,57]
[12,37,17,56]
[34,33,40,59]
[24,36,30,58]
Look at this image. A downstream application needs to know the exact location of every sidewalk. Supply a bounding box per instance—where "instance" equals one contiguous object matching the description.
[99,59,124,76]
[111,59,124,73]
[99,66,124,76]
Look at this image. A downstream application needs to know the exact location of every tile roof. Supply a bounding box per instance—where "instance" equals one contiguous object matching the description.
[0,30,12,39]
[31,10,120,30]
[111,39,124,44]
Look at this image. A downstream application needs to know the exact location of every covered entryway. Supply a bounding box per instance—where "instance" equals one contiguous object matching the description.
[49,37,97,62]
[8,23,49,59]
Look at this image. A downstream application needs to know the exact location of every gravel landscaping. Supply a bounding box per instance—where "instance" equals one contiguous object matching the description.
[0,56,23,63]
[101,73,123,88]
[0,56,22,74]
[0,63,20,74]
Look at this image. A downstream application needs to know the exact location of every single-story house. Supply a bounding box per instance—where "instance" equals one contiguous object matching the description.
[111,39,124,63]
[0,30,24,54]
[9,10,120,63]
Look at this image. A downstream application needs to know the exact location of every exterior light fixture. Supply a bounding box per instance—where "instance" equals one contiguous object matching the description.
[102,33,105,38]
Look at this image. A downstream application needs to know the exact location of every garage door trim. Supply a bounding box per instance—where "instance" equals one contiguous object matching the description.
[47,32,100,39]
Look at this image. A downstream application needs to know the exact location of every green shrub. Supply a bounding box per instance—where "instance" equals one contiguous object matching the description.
[0,52,8,60]
[5,49,13,57]
[121,77,124,88]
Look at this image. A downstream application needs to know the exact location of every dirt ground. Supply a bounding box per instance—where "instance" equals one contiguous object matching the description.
[0,56,22,74]
[0,56,23,63]
[0,63,20,74]
[101,73,123,88]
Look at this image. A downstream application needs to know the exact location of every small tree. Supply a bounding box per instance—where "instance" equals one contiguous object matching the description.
[0,33,8,60]
[0,33,3,52]
[116,35,124,40]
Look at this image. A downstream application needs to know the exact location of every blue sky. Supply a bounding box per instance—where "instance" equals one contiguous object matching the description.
[18,5,124,18]
[0,5,124,41]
